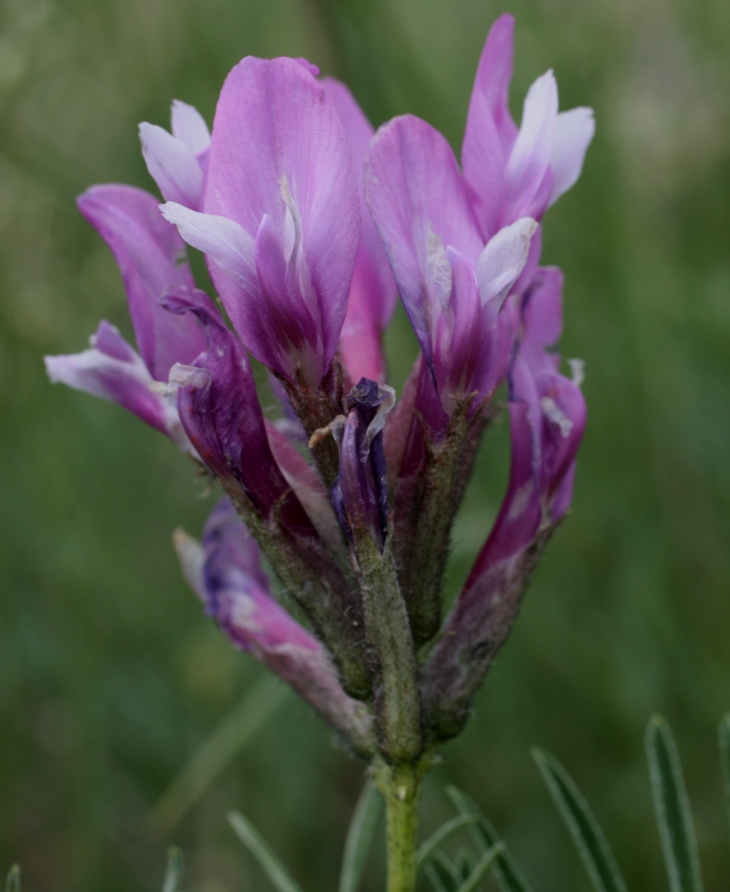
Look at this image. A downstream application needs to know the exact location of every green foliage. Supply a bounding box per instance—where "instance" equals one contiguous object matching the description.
[646,717,704,892]
[338,779,383,892]
[149,675,290,833]
[417,816,480,869]
[533,749,627,892]
[718,715,730,838]
[445,786,535,892]
[229,811,305,892]
[161,847,184,892]
[4,867,20,892]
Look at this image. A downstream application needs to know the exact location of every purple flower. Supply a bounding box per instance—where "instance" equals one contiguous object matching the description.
[175,500,374,752]
[44,185,209,444]
[321,78,397,386]
[330,379,395,550]
[161,57,361,388]
[163,291,317,538]
[421,268,586,737]
[462,13,595,240]
[365,114,537,416]
[139,100,210,210]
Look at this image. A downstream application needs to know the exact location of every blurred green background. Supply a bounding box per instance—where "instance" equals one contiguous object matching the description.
[1,0,729,889]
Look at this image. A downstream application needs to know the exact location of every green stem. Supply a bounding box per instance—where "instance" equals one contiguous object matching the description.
[377,761,423,892]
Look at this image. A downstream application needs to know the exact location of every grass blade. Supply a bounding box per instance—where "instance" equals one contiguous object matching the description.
[446,785,535,892]
[338,778,382,892]
[417,815,480,868]
[228,811,304,892]
[162,847,184,892]
[718,715,730,841]
[533,748,628,892]
[455,843,504,892]
[149,675,289,833]
[645,715,704,892]
[5,867,19,892]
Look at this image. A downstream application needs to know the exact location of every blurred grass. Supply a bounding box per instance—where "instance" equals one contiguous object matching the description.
[1,0,729,890]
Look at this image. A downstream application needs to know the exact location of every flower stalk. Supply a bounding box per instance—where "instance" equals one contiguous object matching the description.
[376,759,428,892]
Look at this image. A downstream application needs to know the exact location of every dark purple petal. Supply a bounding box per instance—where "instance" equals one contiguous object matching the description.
[200,56,361,385]
[44,321,193,451]
[321,77,397,384]
[163,292,316,536]
[331,378,394,549]
[77,185,206,380]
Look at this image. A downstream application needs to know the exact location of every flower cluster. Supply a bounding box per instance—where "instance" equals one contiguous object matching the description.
[46,15,592,761]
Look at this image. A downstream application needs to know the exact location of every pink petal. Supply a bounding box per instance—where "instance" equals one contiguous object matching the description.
[462,13,519,240]
[170,99,211,156]
[322,77,397,383]
[364,114,482,371]
[202,56,360,382]
[44,321,190,449]
[77,185,206,380]
[139,122,204,209]
[502,71,558,224]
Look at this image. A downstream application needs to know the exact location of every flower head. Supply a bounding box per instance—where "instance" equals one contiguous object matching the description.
[47,16,593,757]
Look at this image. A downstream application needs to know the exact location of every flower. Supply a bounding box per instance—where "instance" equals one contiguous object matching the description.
[46,15,592,757]
[44,184,210,452]
[175,499,374,753]
[421,268,587,740]
[160,57,362,388]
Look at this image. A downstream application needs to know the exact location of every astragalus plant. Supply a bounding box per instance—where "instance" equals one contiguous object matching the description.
[46,14,593,891]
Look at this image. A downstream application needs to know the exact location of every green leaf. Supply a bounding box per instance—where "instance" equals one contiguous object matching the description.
[426,852,463,892]
[228,811,305,892]
[338,778,382,892]
[718,715,730,840]
[533,748,628,892]
[454,843,504,892]
[417,815,480,868]
[149,675,289,832]
[446,785,535,892]
[5,866,20,892]
[645,715,704,892]
[162,847,184,892]
[453,847,478,881]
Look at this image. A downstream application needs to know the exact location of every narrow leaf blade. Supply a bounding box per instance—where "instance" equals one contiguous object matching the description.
[533,748,628,892]
[718,715,730,842]
[645,715,704,892]
[5,866,20,892]
[428,852,463,892]
[446,785,535,892]
[228,811,304,892]
[455,843,504,892]
[150,675,289,832]
[339,778,382,892]
[162,846,184,892]
[417,815,480,867]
